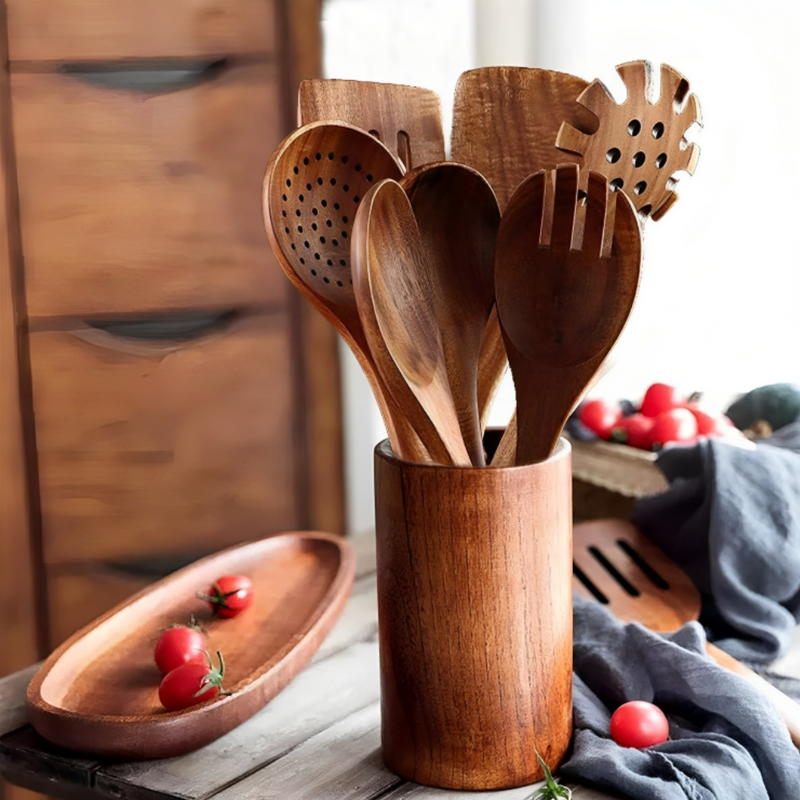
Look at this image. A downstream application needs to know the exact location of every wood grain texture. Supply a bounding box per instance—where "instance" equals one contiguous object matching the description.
[29,313,298,565]
[573,519,800,749]
[298,79,445,169]
[0,3,40,678]
[5,0,276,62]
[27,532,355,760]
[399,163,500,466]
[556,61,701,221]
[495,167,642,465]
[374,438,573,790]
[13,63,286,319]
[353,179,470,467]
[451,67,592,213]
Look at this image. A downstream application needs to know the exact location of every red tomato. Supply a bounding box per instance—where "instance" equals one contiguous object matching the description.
[154,624,207,675]
[199,575,254,618]
[650,408,698,449]
[579,398,623,439]
[612,413,655,450]
[610,700,669,748]
[640,383,684,418]
[158,651,226,711]
[684,404,734,437]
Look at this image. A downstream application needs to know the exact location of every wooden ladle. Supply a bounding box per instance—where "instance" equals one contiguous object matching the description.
[573,519,800,749]
[263,120,435,462]
[495,165,641,466]
[399,163,501,467]
[352,179,471,467]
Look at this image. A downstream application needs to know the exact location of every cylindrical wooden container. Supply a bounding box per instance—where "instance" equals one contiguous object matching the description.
[374,437,573,791]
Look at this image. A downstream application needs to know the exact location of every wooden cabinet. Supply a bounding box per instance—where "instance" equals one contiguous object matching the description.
[0,0,341,687]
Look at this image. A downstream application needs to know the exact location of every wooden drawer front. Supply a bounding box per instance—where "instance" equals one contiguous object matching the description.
[6,0,276,62]
[30,313,299,564]
[13,63,287,319]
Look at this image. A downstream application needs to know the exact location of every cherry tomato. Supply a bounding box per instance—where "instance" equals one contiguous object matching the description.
[611,413,655,450]
[650,408,698,449]
[579,398,623,439]
[158,651,226,711]
[610,700,669,748]
[640,383,684,418]
[199,575,254,618]
[684,404,735,437]
[154,624,207,675]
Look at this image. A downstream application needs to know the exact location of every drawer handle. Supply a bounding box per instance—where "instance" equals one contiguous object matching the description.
[59,58,228,93]
[69,311,235,356]
[86,311,235,341]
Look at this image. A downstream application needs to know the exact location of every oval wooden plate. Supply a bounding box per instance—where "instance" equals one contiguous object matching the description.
[27,531,355,760]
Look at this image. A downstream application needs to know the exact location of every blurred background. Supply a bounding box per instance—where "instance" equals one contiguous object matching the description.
[0,6,798,796]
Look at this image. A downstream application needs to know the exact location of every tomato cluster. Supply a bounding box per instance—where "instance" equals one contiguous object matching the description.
[578,382,740,452]
[153,574,254,711]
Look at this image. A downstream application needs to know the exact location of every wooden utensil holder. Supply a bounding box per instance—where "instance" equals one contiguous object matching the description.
[374,438,573,790]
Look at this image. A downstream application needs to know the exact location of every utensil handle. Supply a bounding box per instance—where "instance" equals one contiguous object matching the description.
[706,642,800,749]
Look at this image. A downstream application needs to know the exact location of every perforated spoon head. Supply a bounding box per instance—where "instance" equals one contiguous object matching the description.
[352,179,471,467]
[264,120,427,457]
[496,164,642,465]
[400,162,500,466]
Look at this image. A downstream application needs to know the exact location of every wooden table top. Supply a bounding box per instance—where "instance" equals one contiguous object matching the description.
[4,529,797,800]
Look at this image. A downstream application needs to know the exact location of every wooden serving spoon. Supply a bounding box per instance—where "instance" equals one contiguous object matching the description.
[495,165,641,466]
[573,519,800,749]
[352,178,471,467]
[399,162,501,467]
[298,78,445,170]
[556,61,702,221]
[263,120,433,462]
[451,67,595,432]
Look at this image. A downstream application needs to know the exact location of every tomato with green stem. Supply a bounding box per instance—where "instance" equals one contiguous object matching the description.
[198,574,254,618]
[158,650,227,711]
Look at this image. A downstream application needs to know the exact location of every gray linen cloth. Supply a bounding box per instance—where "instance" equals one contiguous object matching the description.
[560,595,800,799]
[632,423,800,664]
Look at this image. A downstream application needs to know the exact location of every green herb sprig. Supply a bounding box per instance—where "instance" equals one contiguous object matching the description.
[526,751,572,800]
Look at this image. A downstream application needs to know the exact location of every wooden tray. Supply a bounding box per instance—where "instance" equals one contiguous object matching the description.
[27,531,355,760]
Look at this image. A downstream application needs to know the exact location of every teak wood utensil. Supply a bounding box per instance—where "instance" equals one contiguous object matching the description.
[374,438,573,789]
[451,66,593,430]
[27,532,356,760]
[352,179,471,467]
[573,519,800,749]
[298,79,446,170]
[556,61,702,221]
[399,162,500,467]
[495,165,641,465]
[263,120,433,462]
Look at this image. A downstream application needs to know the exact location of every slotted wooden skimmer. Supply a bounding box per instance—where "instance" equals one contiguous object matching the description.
[573,519,800,748]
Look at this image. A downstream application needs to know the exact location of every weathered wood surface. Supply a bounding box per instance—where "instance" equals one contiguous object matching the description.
[0,532,680,800]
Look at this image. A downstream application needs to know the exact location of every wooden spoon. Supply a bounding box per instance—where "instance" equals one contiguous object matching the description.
[451,67,594,429]
[495,164,642,466]
[352,178,471,467]
[399,162,501,467]
[263,120,432,462]
[573,519,800,749]
[556,61,702,221]
[298,79,445,170]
